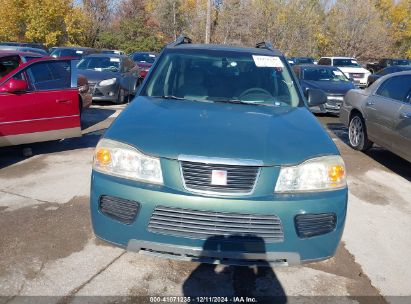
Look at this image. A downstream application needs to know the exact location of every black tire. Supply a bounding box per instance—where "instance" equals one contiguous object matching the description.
[348,113,373,151]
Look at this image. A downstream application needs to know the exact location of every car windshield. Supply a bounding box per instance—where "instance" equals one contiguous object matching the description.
[77,57,120,72]
[132,53,156,63]
[142,49,301,107]
[392,60,409,65]
[296,58,314,64]
[302,67,349,82]
[333,59,360,67]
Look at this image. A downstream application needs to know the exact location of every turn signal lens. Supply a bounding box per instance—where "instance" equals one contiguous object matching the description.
[329,165,345,185]
[95,148,112,166]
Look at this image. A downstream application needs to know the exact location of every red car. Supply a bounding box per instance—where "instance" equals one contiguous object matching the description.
[130,52,157,79]
[0,50,92,113]
[0,57,81,147]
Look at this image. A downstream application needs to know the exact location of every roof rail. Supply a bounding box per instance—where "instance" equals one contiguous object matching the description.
[255,41,274,51]
[168,35,192,47]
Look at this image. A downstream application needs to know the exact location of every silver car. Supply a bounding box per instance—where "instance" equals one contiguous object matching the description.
[340,71,411,162]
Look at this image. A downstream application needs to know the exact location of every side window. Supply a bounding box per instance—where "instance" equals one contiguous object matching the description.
[376,76,411,102]
[0,55,21,78]
[27,61,71,91]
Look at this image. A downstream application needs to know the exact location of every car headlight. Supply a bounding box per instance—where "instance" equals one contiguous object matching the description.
[275,155,346,193]
[99,78,117,86]
[93,138,163,184]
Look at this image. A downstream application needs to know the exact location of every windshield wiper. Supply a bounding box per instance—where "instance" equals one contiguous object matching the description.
[152,95,186,100]
[212,99,271,106]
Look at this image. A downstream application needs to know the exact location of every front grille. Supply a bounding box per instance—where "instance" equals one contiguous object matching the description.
[349,73,364,79]
[99,195,139,224]
[294,213,336,238]
[181,161,260,195]
[148,206,284,242]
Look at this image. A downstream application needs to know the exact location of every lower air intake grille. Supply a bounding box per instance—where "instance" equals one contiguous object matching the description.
[99,196,139,224]
[294,213,336,238]
[148,206,284,242]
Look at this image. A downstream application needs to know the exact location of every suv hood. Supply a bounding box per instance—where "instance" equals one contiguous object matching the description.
[337,66,370,75]
[104,97,339,166]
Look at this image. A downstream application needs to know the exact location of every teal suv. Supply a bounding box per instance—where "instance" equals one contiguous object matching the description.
[90,37,348,266]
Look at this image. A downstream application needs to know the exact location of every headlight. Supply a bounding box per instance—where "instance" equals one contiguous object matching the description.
[99,78,117,86]
[275,155,346,193]
[93,138,163,184]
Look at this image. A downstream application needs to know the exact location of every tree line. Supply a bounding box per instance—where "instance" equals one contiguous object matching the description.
[0,0,410,60]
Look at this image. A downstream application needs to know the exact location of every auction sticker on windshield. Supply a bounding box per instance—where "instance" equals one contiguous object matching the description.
[252,55,284,68]
[110,58,120,62]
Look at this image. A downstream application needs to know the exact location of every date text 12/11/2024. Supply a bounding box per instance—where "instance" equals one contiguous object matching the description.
[149,297,258,303]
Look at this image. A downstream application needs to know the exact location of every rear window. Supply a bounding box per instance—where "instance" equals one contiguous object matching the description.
[132,53,156,63]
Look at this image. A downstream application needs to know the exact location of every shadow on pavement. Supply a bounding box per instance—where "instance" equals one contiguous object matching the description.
[327,122,411,182]
[183,235,286,303]
[0,107,115,169]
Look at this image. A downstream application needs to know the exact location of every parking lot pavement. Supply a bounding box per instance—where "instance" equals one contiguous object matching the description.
[0,106,410,303]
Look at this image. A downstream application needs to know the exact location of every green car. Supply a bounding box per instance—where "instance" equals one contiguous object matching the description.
[90,37,348,266]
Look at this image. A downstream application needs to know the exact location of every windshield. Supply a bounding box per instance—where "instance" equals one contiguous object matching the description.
[295,58,314,64]
[77,57,120,72]
[302,67,349,82]
[333,59,360,67]
[142,49,300,107]
[132,53,156,63]
[392,60,409,65]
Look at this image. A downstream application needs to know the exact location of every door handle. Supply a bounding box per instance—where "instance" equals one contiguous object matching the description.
[56,99,71,104]
[399,112,411,119]
[366,101,375,106]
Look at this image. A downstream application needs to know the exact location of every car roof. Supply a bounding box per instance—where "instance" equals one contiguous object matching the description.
[320,56,356,60]
[84,53,126,59]
[297,64,336,68]
[166,43,284,57]
[54,46,93,50]
[132,51,156,54]
[0,50,44,58]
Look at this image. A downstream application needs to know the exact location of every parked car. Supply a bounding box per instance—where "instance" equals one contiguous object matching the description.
[77,54,140,104]
[130,51,157,78]
[90,37,347,266]
[0,41,47,51]
[50,47,97,59]
[366,58,409,74]
[317,57,370,88]
[101,49,125,55]
[291,57,315,65]
[0,58,81,147]
[0,50,92,112]
[367,65,411,87]
[0,45,48,56]
[340,71,411,162]
[293,64,356,115]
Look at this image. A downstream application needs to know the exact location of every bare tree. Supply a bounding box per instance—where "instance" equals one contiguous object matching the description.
[82,0,113,47]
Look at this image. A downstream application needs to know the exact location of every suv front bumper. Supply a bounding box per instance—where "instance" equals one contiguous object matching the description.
[91,171,348,266]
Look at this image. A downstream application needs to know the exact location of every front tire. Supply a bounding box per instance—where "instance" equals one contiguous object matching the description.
[348,113,373,151]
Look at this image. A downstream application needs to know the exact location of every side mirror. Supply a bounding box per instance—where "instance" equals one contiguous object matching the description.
[0,79,28,93]
[306,89,327,107]
[349,77,354,82]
